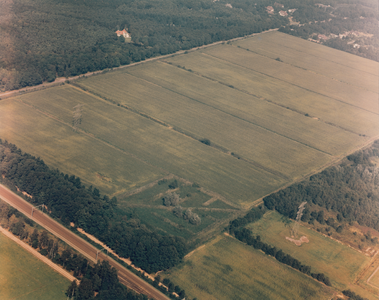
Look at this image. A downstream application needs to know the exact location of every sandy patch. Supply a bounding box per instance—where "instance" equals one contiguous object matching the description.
[286,236,309,246]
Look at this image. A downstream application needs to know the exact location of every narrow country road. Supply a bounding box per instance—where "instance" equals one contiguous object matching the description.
[0,184,170,300]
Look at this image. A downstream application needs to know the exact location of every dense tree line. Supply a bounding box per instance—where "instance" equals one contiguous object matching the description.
[342,289,367,300]
[263,140,379,231]
[227,207,331,286]
[0,0,289,91]
[279,0,379,61]
[0,139,187,273]
[67,261,149,300]
[232,227,331,286]
[0,201,91,279]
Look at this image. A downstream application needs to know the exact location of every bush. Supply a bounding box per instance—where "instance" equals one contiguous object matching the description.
[200,138,211,146]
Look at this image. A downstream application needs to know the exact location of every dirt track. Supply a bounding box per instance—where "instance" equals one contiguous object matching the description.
[0,226,77,282]
[0,184,170,300]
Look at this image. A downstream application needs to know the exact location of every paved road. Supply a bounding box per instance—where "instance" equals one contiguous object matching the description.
[0,184,170,300]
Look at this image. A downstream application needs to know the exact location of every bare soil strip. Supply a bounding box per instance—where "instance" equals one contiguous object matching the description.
[0,226,77,282]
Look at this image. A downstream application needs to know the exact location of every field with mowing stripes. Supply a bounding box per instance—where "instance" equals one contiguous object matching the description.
[0,232,69,300]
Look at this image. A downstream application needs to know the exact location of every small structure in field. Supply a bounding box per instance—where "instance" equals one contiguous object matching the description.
[279,10,288,17]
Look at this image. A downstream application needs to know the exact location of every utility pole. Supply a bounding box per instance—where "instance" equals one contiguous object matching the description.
[31,204,45,217]
[291,202,307,238]
[96,248,107,261]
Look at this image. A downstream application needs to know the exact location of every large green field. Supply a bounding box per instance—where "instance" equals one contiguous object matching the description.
[162,234,335,300]
[0,30,378,210]
[246,211,370,291]
[0,231,69,300]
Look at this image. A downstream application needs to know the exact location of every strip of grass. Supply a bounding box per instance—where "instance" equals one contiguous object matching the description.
[0,231,69,300]
[246,211,370,290]
[162,234,335,300]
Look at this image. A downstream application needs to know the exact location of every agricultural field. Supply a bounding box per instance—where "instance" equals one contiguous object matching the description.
[0,30,377,235]
[0,85,285,206]
[246,211,371,292]
[232,31,378,92]
[0,98,166,197]
[162,234,336,300]
[0,231,69,300]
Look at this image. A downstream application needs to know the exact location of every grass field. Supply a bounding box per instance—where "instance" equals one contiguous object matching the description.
[246,211,370,290]
[0,231,69,300]
[162,234,335,300]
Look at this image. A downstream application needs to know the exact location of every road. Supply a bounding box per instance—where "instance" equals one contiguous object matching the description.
[0,184,170,300]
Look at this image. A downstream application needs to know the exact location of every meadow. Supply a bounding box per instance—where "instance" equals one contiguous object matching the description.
[246,211,370,291]
[162,234,335,300]
[0,232,69,300]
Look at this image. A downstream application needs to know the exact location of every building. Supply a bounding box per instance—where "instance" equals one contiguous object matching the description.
[115,29,130,39]
[266,6,274,14]
[279,10,288,16]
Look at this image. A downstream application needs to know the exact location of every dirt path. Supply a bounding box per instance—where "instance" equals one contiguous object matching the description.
[0,226,77,283]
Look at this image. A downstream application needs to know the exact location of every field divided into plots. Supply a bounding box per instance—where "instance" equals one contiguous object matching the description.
[0,86,284,205]
[1,31,378,210]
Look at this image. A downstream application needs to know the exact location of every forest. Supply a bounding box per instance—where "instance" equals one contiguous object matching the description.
[262,140,379,231]
[0,139,187,274]
[1,0,377,91]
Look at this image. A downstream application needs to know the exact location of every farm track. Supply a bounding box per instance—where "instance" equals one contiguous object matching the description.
[0,184,170,300]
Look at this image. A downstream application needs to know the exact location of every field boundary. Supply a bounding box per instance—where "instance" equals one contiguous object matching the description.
[0,226,76,283]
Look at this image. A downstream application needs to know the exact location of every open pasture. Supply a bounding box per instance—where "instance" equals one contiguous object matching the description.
[2,87,285,206]
[232,32,379,92]
[162,234,335,300]
[166,50,379,138]
[0,232,69,300]
[246,211,370,290]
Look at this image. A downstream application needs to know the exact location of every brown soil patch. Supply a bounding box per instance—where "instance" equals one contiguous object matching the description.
[286,235,309,246]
